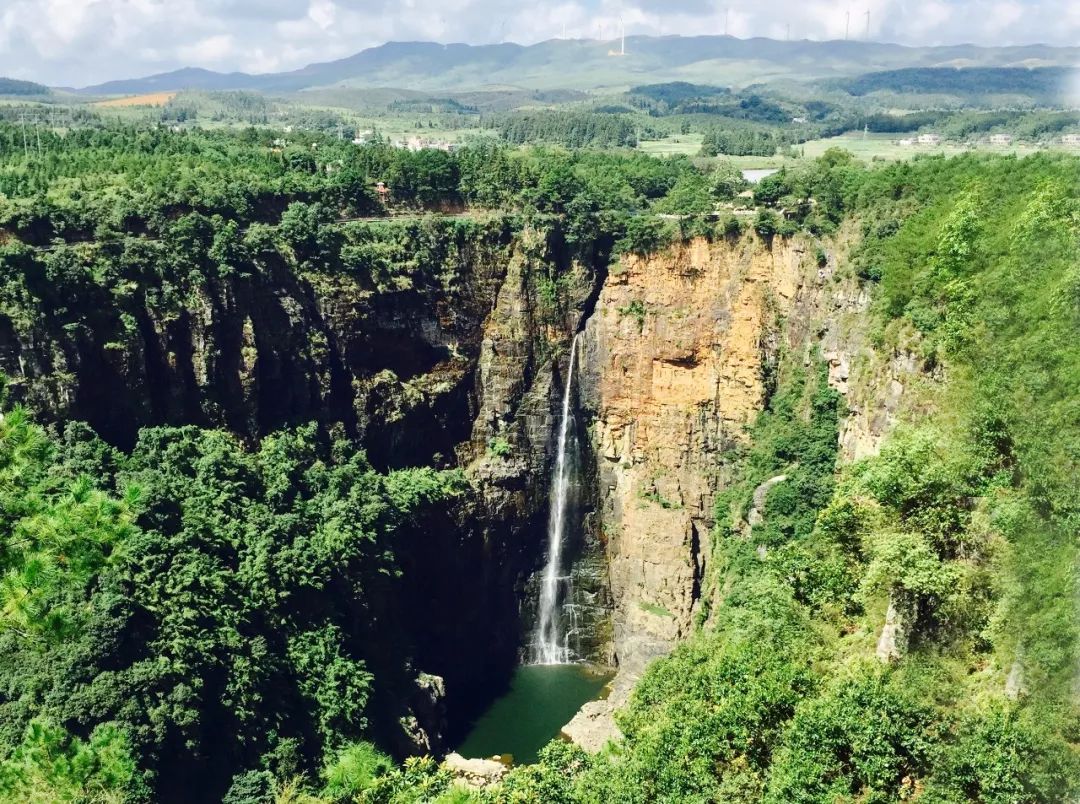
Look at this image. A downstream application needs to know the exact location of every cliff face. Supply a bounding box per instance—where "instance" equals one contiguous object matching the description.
[462,225,612,666]
[567,232,927,748]
[0,222,515,465]
[580,236,799,674]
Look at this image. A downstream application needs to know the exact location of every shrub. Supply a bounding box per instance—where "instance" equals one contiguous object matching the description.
[753,209,780,239]
[321,742,394,801]
[765,670,936,803]
[487,437,512,459]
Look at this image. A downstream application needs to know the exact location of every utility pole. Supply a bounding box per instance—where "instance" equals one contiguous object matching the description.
[786,23,791,41]
[845,9,850,40]
[19,112,28,159]
[725,7,729,36]
[620,17,626,55]
[865,9,871,40]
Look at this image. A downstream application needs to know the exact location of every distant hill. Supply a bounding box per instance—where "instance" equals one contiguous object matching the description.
[829,66,1074,103]
[0,77,50,96]
[292,85,588,113]
[81,67,264,96]
[628,82,731,103]
[73,36,1080,96]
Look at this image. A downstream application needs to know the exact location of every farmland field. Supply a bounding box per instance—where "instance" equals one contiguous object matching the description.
[93,91,177,107]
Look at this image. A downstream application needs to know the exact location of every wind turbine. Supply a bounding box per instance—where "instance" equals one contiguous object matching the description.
[608,12,627,55]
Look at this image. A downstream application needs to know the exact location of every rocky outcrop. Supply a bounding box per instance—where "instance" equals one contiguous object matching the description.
[443,753,509,788]
[875,591,916,663]
[748,474,788,528]
[564,236,800,746]
[561,676,629,753]
[395,673,448,756]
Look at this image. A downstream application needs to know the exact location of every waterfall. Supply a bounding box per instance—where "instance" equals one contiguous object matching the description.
[532,333,580,665]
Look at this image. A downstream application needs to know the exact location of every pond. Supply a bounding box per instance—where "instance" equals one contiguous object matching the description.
[454,664,613,765]
[741,168,780,184]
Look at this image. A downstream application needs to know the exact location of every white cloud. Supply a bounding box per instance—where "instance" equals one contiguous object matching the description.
[307,0,337,30]
[178,34,236,64]
[0,0,1077,87]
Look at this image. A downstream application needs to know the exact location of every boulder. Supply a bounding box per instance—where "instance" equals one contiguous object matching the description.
[443,753,509,788]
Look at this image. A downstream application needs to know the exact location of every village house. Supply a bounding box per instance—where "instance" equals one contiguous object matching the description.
[390,135,458,153]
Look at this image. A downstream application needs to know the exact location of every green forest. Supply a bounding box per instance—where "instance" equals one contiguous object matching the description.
[0,116,1076,804]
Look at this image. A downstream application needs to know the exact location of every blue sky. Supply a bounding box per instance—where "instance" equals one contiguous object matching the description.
[1,0,1077,86]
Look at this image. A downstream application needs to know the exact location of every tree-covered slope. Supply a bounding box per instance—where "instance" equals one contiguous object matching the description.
[0,409,470,802]
[829,66,1074,104]
[0,78,49,97]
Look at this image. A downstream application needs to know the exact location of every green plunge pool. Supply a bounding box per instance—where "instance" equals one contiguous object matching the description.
[455,664,613,765]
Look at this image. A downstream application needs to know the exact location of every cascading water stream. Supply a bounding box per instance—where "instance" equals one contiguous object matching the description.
[532,333,580,665]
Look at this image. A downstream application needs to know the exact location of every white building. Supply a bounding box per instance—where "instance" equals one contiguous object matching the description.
[917,133,942,145]
[1062,134,1080,146]
[988,134,1013,145]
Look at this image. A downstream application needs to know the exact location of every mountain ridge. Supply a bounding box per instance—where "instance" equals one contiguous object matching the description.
[73,36,1080,96]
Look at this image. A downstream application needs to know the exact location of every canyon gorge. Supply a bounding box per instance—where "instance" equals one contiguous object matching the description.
[0,216,927,762]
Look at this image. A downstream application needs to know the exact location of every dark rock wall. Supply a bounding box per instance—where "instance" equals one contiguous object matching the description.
[0,218,615,749]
